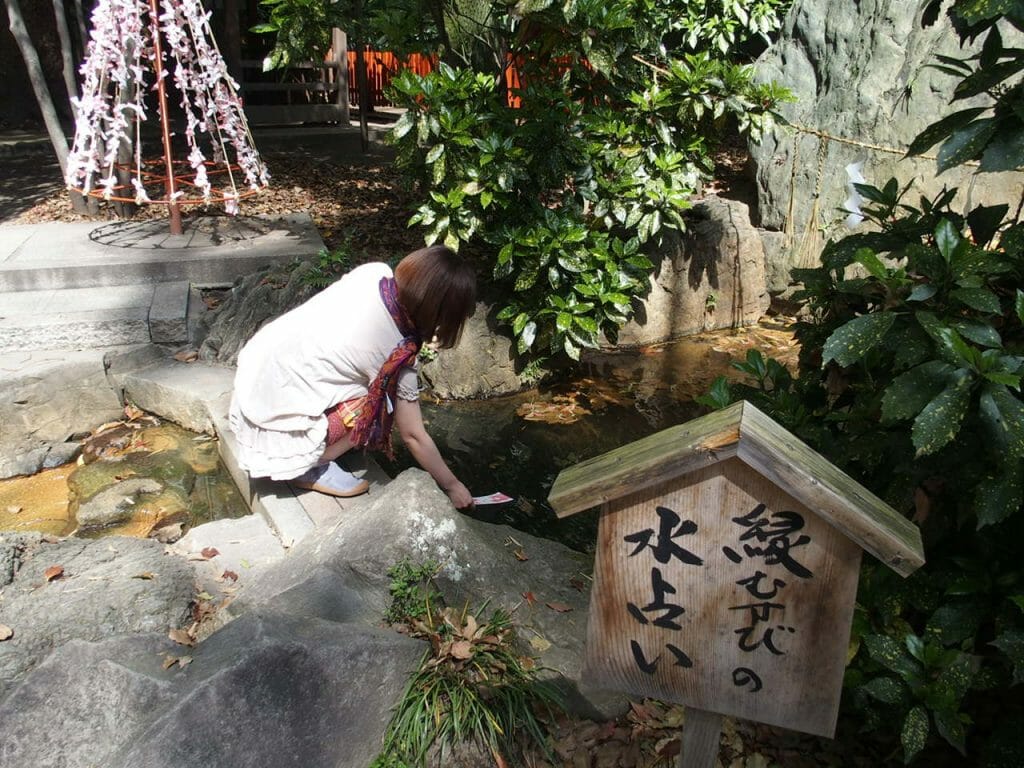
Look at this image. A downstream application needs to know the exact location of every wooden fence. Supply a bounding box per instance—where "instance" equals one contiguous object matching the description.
[239,32,569,126]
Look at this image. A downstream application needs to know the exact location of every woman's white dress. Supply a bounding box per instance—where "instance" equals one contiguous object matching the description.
[228,262,420,480]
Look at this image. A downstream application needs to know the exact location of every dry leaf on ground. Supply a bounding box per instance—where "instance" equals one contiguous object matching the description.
[546,601,573,613]
[168,628,196,647]
[43,565,64,581]
[0,625,13,641]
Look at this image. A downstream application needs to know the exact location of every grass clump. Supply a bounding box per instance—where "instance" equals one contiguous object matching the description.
[374,562,561,767]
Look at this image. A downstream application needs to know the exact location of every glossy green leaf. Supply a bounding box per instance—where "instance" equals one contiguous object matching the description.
[822,313,897,368]
[935,219,961,262]
[979,384,1024,457]
[854,248,889,280]
[934,709,968,756]
[901,706,930,763]
[938,119,998,172]
[973,469,1023,527]
[952,287,1001,314]
[864,634,923,685]
[952,319,1002,348]
[425,143,445,164]
[991,629,1024,685]
[881,361,955,422]
[906,107,987,156]
[860,676,906,705]
[912,373,972,456]
[907,284,938,302]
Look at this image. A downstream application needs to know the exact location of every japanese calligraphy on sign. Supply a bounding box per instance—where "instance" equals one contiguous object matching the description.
[548,402,925,743]
[584,458,861,736]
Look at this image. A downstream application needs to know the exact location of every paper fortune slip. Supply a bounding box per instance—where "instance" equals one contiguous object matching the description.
[472,492,514,505]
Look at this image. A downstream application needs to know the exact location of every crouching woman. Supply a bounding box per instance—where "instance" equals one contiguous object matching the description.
[228,245,476,509]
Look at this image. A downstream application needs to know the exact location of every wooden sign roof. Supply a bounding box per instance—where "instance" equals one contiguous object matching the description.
[548,400,924,576]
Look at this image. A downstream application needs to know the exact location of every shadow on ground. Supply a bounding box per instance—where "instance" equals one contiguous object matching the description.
[0,154,64,224]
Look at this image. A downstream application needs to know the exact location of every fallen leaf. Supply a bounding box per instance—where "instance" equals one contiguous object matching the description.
[177,655,193,669]
[546,601,573,613]
[529,635,552,653]
[450,640,474,659]
[162,654,177,670]
[569,576,586,591]
[132,572,157,580]
[0,625,12,641]
[123,404,144,421]
[43,565,65,582]
[6,505,21,515]
[173,350,198,363]
[200,547,220,559]
[196,591,214,601]
[221,570,238,582]
[513,548,529,561]
[522,591,537,606]
[168,628,195,647]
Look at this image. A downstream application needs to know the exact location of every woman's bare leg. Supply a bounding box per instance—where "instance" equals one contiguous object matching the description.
[320,432,355,463]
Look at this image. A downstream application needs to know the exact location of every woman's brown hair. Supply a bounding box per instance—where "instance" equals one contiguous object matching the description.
[394,245,477,348]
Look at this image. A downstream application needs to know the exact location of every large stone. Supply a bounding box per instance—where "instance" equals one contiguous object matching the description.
[0,612,424,768]
[235,468,622,717]
[750,1,1024,290]
[0,634,182,768]
[615,197,770,346]
[105,346,235,435]
[0,536,195,694]
[420,301,530,399]
[72,477,165,530]
[0,350,123,479]
[112,611,423,768]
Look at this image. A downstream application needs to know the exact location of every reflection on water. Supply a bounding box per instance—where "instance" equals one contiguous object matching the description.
[382,323,798,553]
[0,421,249,539]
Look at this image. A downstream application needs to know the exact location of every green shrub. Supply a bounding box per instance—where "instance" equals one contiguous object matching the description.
[698,4,1024,760]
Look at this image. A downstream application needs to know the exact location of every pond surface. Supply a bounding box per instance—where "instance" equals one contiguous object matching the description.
[382,321,798,553]
[0,420,249,539]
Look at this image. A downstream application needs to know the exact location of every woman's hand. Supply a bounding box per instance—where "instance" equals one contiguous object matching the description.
[444,481,474,510]
[395,397,474,510]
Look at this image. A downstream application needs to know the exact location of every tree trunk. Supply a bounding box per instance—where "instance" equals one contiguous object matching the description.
[52,0,78,101]
[5,0,90,213]
[222,0,242,81]
[72,0,87,57]
[6,0,70,173]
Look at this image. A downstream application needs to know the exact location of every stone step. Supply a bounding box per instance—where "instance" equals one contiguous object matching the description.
[0,214,323,292]
[0,281,191,352]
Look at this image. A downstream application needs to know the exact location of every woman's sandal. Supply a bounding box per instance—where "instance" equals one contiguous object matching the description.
[290,462,370,498]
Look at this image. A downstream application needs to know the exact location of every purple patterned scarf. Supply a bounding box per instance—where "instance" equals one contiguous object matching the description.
[348,276,421,458]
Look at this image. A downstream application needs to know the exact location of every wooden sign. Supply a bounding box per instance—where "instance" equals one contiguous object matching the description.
[587,458,860,736]
[549,401,925,760]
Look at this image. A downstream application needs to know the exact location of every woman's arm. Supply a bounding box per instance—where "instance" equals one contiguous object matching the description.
[394,397,474,509]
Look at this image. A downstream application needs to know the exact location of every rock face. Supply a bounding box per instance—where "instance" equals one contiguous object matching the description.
[233,468,620,718]
[0,470,613,767]
[0,351,121,479]
[420,301,530,399]
[0,537,195,696]
[615,197,770,346]
[197,261,319,365]
[0,616,423,768]
[750,0,1024,292]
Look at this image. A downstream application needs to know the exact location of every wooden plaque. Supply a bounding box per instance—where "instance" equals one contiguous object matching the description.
[584,457,862,737]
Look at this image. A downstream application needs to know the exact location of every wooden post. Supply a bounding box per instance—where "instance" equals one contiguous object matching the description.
[332,28,350,126]
[679,709,722,768]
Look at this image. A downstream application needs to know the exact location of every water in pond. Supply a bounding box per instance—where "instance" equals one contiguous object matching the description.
[0,420,249,539]
[381,322,798,553]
